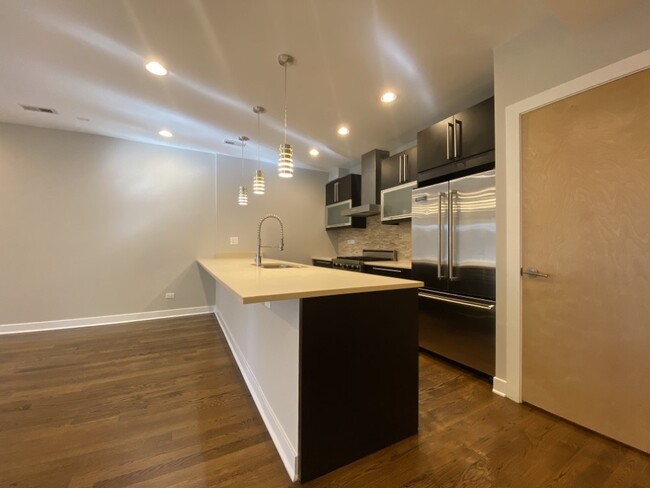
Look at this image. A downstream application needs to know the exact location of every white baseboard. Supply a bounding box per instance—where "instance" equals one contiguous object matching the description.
[213,308,298,482]
[492,377,508,397]
[0,306,214,335]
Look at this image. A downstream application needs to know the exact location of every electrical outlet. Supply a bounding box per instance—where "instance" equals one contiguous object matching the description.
[230,237,239,245]
[347,239,355,244]
[165,292,175,299]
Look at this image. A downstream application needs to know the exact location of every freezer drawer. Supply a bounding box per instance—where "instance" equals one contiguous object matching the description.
[418,290,495,376]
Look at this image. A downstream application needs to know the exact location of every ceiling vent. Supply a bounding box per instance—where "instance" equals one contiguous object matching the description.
[20,104,58,114]
[224,139,245,147]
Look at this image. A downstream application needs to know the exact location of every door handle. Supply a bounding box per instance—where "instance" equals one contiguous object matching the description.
[522,268,549,279]
[437,192,445,279]
[447,122,453,160]
[418,292,495,310]
[448,190,458,280]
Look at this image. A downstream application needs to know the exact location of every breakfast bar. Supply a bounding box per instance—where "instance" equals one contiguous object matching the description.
[198,256,423,482]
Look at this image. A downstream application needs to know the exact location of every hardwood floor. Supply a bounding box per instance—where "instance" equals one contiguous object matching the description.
[0,314,648,487]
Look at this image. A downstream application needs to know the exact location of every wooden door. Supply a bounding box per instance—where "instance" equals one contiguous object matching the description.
[521,68,650,453]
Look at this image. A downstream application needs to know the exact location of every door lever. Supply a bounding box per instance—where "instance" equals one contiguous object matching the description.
[521,268,549,279]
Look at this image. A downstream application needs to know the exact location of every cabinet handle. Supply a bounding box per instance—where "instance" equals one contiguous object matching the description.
[454,119,461,158]
[334,182,339,202]
[370,266,403,273]
[403,154,408,182]
[447,122,453,160]
[398,155,404,184]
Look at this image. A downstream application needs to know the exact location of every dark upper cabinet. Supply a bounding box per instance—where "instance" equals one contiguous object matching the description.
[416,117,454,174]
[453,98,495,160]
[325,174,365,229]
[325,174,359,205]
[417,97,494,174]
[380,146,418,190]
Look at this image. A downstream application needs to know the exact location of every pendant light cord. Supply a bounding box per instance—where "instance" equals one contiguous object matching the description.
[283,63,288,145]
[257,112,261,169]
[241,142,245,180]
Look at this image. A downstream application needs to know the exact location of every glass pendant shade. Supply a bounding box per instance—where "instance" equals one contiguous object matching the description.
[278,143,294,178]
[253,170,265,194]
[238,185,248,205]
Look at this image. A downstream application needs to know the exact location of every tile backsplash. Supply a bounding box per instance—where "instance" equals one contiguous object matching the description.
[336,215,411,260]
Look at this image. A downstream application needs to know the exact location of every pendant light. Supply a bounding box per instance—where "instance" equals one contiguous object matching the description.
[277,53,294,178]
[237,136,249,206]
[252,106,265,195]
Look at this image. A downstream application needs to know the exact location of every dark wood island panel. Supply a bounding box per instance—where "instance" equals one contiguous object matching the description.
[299,288,419,482]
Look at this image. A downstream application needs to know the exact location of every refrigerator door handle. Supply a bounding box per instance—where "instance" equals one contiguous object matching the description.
[437,192,445,279]
[418,291,495,310]
[448,190,458,280]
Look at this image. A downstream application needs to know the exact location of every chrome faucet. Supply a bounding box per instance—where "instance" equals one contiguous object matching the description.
[255,214,284,266]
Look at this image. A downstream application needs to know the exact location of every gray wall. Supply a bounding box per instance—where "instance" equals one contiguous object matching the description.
[215,154,336,264]
[0,123,217,325]
[493,3,650,379]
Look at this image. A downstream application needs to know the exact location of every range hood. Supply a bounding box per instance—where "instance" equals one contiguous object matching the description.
[341,149,389,217]
[341,203,380,217]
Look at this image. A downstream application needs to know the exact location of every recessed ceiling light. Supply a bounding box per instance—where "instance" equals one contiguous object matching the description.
[309,148,320,157]
[145,61,168,76]
[380,91,397,103]
[337,126,350,136]
[159,129,173,138]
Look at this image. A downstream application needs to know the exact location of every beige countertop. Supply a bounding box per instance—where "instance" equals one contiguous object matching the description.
[365,260,412,270]
[198,257,422,304]
[311,256,334,262]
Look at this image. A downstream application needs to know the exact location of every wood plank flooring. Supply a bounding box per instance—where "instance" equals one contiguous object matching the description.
[0,314,648,487]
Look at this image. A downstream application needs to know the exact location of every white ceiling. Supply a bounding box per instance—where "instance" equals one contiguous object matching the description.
[0,0,555,171]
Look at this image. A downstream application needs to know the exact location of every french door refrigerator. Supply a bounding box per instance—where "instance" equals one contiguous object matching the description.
[412,169,496,376]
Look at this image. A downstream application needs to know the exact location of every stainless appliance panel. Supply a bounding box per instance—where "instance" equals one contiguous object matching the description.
[418,290,495,376]
[448,170,496,299]
[412,182,448,292]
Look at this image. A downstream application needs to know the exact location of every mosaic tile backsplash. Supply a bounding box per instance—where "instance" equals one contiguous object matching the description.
[336,215,411,260]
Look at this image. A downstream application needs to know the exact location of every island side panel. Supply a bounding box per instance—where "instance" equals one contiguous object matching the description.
[299,288,419,482]
[214,280,300,480]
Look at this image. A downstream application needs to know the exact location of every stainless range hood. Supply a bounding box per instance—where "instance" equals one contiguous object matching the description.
[341,149,389,217]
[341,203,380,217]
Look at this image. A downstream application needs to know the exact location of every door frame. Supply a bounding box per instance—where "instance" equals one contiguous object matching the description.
[500,48,650,402]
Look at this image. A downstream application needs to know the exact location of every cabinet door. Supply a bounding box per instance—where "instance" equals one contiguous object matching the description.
[337,175,352,202]
[402,146,418,183]
[380,154,402,190]
[326,200,352,228]
[381,181,416,222]
[417,116,453,173]
[325,180,337,205]
[453,97,494,160]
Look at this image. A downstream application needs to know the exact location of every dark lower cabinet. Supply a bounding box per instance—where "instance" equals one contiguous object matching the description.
[312,259,332,268]
[299,289,419,482]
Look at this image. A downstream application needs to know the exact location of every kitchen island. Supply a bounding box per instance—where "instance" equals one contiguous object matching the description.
[198,256,423,482]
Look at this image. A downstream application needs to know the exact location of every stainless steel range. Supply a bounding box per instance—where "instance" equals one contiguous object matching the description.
[332,249,396,272]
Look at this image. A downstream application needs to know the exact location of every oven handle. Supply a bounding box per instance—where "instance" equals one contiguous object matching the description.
[418,292,495,310]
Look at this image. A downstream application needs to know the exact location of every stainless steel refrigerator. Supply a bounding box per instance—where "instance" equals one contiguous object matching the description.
[412,169,496,376]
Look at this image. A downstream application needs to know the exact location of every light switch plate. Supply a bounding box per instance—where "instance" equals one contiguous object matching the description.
[165,292,175,299]
[347,239,355,244]
[229,237,239,245]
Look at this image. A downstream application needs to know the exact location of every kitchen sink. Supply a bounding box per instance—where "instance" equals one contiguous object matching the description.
[252,263,304,269]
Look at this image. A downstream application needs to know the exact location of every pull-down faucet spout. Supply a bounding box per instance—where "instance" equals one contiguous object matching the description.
[255,215,284,266]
